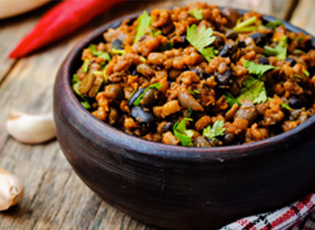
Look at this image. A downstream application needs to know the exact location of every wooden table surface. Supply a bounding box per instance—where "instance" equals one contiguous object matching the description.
[0,0,313,229]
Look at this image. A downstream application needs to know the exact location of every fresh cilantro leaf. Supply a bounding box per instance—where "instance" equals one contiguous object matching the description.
[89,45,98,55]
[225,93,241,107]
[203,120,226,141]
[291,74,302,79]
[173,118,194,146]
[186,106,193,117]
[112,47,126,55]
[293,49,306,55]
[133,83,163,106]
[80,101,91,109]
[72,74,92,109]
[134,11,152,43]
[188,89,200,96]
[233,16,257,33]
[244,60,275,77]
[187,24,216,62]
[150,28,162,37]
[264,36,287,61]
[189,9,203,20]
[89,45,111,61]
[158,41,173,52]
[237,77,267,104]
[81,59,90,73]
[140,56,147,62]
[98,52,111,61]
[303,69,310,77]
[263,46,278,56]
[266,19,283,29]
[281,103,292,111]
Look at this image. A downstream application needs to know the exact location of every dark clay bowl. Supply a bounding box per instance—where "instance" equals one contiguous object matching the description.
[53,9,315,229]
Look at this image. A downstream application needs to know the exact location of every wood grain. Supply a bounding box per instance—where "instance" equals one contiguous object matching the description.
[0,1,307,230]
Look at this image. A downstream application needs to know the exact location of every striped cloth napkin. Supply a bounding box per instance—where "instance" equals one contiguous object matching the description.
[222,192,315,230]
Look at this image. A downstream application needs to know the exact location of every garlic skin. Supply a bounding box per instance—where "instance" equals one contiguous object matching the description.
[0,167,24,211]
[6,112,55,144]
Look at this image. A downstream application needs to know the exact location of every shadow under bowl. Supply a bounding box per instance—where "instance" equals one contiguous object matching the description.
[53,9,315,229]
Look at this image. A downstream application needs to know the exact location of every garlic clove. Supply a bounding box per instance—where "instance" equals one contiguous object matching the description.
[0,167,24,211]
[6,112,56,144]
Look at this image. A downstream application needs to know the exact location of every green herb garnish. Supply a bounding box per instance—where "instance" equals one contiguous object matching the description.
[236,61,274,104]
[291,74,302,79]
[81,59,90,73]
[133,82,163,106]
[72,74,91,109]
[237,77,267,104]
[134,10,152,43]
[225,93,241,107]
[281,103,292,111]
[203,120,226,141]
[188,89,200,96]
[187,24,216,62]
[264,36,287,61]
[303,69,310,77]
[173,118,194,146]
[150,28,162,37]
[158,41,173,52]
[89,45,111,61]
[244,60,275,77]
[112,47,126,55]
[266,19,283,29]
[189,9,203,20]
[233,16,257,33]
[293,49,306,55]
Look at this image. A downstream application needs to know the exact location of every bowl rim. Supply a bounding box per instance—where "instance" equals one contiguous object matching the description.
[57,7,315,162]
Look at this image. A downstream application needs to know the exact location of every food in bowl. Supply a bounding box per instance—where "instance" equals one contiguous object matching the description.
[71,2,315,147]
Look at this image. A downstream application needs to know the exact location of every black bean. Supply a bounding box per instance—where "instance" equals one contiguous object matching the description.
[258,56,269,65]
[234,100,258,125]
[285,57,297,67]
[195,136,211,147]
[106,84,123,103]
[225,29,239,40]
[248,33,267,47]
[219,43,237,58]
[142,88,159,107]
[289,96,305,109]
[130,106,155,128]
[238,40,247,48]
[231,82,241,97]
[224,133,235,145]
[162,122,174,132]
[191,68,209,79]
[213,34,226,48]
[129,65,137,76]
[173,34,189,48]
[128,88,146,107]
[112,39,123,50]
[221,7,241,28]
[216,70,235,87]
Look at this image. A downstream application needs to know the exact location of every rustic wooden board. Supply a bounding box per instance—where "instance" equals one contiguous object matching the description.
[0,1,302,230]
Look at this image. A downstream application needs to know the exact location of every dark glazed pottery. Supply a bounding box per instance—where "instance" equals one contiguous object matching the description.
[53,9,315,229]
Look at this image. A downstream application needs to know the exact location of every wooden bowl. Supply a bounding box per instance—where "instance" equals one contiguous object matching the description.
[53,10,315,229]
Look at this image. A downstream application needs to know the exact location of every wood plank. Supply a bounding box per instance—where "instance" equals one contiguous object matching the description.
[290,0,315,35]
[0,1,295,230]
[0,2,58,83]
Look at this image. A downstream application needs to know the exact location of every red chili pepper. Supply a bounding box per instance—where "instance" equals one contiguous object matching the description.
[9,0,124,59]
